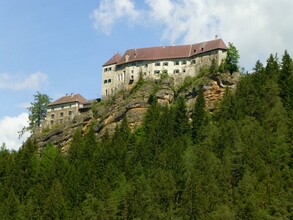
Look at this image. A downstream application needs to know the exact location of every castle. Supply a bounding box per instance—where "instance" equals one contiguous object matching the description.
[102,38,228,98]
[44,38,227,128]
[45,94,87,127]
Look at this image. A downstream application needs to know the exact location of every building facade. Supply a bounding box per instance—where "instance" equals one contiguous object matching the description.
[102,38,228,98]
[45,94,86,128]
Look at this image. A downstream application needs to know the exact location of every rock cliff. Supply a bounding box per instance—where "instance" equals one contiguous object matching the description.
[32,72,240,152]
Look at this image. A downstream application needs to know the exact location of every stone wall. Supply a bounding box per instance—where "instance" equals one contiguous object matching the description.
[102,50,227,98]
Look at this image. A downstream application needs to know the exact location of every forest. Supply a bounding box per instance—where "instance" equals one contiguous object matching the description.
[0,51,292,219]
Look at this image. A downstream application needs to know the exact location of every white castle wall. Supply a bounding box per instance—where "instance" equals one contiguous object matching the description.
[102,50,226,98]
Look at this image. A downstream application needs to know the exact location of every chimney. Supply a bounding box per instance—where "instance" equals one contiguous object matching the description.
[215,35,218,39]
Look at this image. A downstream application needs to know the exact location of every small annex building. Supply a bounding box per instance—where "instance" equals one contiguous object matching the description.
[45,93,87,128]
[102,38,228,98]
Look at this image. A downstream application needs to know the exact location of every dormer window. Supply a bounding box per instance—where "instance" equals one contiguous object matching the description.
[194,49,197,53]
[201,47,204,51]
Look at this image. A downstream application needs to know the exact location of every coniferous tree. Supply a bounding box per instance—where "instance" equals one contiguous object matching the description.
[20,92,51,135]
[192,88,207,142]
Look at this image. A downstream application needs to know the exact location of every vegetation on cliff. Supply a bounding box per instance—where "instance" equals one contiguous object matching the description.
[0,51,292,219]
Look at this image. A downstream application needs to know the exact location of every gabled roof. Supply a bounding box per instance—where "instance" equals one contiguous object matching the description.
[103,53,122,67]
[103,39,227,67]
[48,94,87,107]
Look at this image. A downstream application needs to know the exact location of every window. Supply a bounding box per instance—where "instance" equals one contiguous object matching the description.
[182,69,186,73]
[59,119,63,123]
[155,62,161,66]
[191,60,196,64]
[50,120,54,125]
[68,111,72,116]
[174,61,179,65]
[60,112,64,117]
[108,67,112,71]
[194,49,197,53]
[163,62,168,66]
[51,114,54,119]
[182,60,187,65]
[108,79,111,83]
[145,64,148,68]
[201,47,204,51]
[173,69,180,74]
[131,70,134,74]
[104,68,107,72]
[104,80,107,84]
[154,70,160,74]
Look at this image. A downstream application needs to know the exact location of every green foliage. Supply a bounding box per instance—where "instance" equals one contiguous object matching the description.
[221,42,240,74]
[91,100,99,118]
[192,88,207,142]
[20,91,51,136]
[130,71,145,95]
[209,58,219,78]
[160,69,169,79]
[0,51,292,219]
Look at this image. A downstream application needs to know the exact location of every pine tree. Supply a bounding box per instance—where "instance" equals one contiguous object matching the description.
[192,88,207,142]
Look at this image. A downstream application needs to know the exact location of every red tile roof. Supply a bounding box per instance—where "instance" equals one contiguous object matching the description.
[48,94,87,107]
[103,53,122,67]
[103,39,227,66]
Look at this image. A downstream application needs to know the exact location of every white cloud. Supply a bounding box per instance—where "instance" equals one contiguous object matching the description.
[92,0,293,69]
[0,113,30,151]
[0,71,48,91]
[91,0,140,35]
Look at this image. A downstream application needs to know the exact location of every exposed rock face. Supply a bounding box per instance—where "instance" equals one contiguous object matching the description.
[32,73,240,151]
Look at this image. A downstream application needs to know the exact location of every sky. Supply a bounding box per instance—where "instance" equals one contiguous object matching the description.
[0,0,292,150]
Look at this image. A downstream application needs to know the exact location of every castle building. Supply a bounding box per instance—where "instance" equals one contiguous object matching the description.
[45,94,86,128]
[102,38,228,98]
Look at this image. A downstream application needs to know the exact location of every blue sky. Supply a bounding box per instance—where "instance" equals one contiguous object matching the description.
[1,0,292,150]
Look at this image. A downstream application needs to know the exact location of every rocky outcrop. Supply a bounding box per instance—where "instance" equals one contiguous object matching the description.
[32,73,240,151]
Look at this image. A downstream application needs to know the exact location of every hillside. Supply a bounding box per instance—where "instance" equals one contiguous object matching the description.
[0,51,292,219]
[33,69,240,151]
